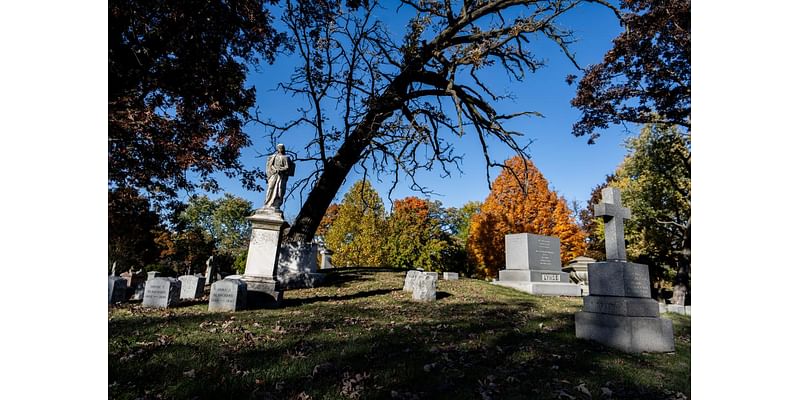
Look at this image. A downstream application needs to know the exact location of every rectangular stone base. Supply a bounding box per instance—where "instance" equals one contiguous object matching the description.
[575,311,675,353]
[583,295,660,317]
[492,280,582,297]
[499,269,570,283]
[277,272,327,289]
[242,276,284,308]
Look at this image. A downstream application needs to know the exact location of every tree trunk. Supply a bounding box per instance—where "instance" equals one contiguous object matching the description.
[286,85,407,243]
[670,221,691,305]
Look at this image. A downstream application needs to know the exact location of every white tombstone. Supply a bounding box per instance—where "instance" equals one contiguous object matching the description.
[142,277,181,308]
[209,279,248,312]
[178,275,206,299]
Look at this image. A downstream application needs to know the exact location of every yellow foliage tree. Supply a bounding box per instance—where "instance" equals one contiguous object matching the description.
[467,156,587,278]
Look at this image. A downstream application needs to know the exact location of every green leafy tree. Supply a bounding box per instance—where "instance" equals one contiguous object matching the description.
[386,197,463,273]
[168,193,254,273]
[616,124,690,304]
[444,201,482,248]
[324,180,387,267]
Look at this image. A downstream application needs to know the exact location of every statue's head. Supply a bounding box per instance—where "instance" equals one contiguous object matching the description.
[276,143,285,153]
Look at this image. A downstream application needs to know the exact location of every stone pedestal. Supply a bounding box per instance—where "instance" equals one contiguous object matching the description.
[492,233,581,296]
[277,242,326,288]
[575,261,675,353]
[319,248,334,269]
[562,256,594,296]
[242,208,286,307]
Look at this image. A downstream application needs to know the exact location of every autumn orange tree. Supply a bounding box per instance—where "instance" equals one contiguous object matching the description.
[467,156,587,278]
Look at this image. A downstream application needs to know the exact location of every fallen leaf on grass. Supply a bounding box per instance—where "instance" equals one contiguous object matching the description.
[600,387,612,397]
[183,369,195,378]
[575,383,591,397]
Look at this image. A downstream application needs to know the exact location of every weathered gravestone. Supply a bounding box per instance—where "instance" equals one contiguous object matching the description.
[108,276,127,304]
[178,275,206,300]
[411,273,437,302]
[277,242,326,288]
[574,188,675,353]
[493,233,581,296]
[208,279,248,312]
[443,272,458,280]
[147,271,161,281]
[142,277,181,308]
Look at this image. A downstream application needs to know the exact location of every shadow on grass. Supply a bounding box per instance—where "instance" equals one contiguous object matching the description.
[281,288,399,308]
[109,271,690,400]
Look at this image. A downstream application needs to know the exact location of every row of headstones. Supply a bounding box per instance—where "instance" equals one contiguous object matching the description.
[108,275,248,312]
[402,270,458,302]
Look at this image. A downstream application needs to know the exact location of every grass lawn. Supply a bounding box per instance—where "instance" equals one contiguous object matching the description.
[109,268,690,399]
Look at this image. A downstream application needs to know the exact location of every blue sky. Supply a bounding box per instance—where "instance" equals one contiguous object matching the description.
[202,1,632,221]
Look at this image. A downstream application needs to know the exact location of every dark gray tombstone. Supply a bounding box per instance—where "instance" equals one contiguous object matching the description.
[108,276,127,304]
[142,277,181,308]
[178,275,206,299]
[208,279,247,312]
[493,233,581,296]
[574,187,675,353]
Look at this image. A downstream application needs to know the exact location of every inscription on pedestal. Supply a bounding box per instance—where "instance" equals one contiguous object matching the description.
[541,273,561,282]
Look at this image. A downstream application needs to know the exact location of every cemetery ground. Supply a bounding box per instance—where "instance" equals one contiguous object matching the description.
[109,269,690,399]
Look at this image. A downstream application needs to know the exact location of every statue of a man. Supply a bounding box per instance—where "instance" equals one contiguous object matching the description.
[264,144,294,211]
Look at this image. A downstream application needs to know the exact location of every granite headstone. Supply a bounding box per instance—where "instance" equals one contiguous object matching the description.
[493,233,581,296]
[178,275,206,299]
[142,277,181,308]
[208,279,248,312]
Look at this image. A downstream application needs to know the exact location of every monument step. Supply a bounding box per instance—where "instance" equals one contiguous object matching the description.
[582,295,660,317]
[575,311,675,353]
[492,280,581,297]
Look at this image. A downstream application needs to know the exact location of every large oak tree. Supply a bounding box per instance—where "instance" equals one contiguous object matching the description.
[258,0,616,242]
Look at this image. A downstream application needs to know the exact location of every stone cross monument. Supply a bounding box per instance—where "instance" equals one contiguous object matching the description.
[574,187,675,353]
[593,187,631,261]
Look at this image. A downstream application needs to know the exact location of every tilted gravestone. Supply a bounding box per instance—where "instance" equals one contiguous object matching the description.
[178,275,206,299]
[574,187,675,353]
[108,276,127,304]
[443,272,458,280]
[142,277,181,308]
[411,273,437,302]
[492,233,581,296]
[208,279,247,312]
